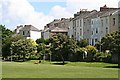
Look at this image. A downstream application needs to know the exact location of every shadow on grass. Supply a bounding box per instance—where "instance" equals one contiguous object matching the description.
[52,62,68,65]
[104,66,119,68]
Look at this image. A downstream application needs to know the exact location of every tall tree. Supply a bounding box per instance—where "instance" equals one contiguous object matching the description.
[2,35,24,58]
[0,25,14,44]
[96,31,120,63]
[99,31,120,53]
[0,25,15,58]
[49,33,77,64]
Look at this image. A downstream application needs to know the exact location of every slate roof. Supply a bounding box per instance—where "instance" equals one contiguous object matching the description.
[50,27,68,32]
[100,9,120,17]
[44,27,68,33]
[20,25,40,31]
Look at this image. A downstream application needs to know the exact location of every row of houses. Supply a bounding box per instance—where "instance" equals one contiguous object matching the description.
[14,18,70,40]
[14,5,120,46]
[42,18,70,39]
[68,5,120,45]
[42,5,120,45]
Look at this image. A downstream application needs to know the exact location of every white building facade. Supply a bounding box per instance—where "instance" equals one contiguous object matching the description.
[15,25,41,41]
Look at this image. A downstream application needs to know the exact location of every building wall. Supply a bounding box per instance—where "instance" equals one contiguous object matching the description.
[19,30,30,37]
[100,11,119,39]
[43,31,50,39]
[83,18,91,44]
[30,31,41,40]
[19,30,41,40]
[70,11,97,42]
[77,18,84,41]
[91,17,101,45]
[15,25,23,34]
[68,20,73,38]
[43,18,70,39]
[72,17,84,41]
[109,13,119,33]
[72,19,76,40]
[100,16,109,38]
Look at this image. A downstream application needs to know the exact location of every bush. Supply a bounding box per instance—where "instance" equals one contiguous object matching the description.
[94,52,111,62]
[85,46,97,61]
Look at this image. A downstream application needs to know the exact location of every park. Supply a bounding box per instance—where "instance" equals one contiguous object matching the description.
[2,60,118,78]
[1,25,119,79]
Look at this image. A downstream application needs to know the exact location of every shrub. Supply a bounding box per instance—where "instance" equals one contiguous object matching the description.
[85,45,97,61]
[94,52,111,62]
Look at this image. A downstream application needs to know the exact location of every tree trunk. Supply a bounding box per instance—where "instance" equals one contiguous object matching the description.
[23,54,25,62]
[60,54,64,65]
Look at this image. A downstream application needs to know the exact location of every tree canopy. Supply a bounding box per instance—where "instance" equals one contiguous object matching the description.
[2,35,24,58]
[0,25,14,44]
[49,33,77,64]
[11,39,37,61]
[99,31,120,54]
[77,39,88,47]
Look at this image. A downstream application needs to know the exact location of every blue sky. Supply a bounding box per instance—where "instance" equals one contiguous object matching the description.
[0,0,119,30]
[30,2,66,15]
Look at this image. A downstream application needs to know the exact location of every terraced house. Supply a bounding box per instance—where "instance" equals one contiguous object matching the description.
[68,5,120,45]
[43,18,70,39]
[14,5,120,45]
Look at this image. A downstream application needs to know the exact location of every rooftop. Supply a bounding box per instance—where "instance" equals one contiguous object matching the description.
[50,27,68,32]
[20,25,40,31]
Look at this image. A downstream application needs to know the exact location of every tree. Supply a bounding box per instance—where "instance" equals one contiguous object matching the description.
[0,25,14,44]
[36,38,51,62]
[101,31,120,53]
[2,36,24,59]
[37,43,46,59]
[94,52,111,62]
[71,47,87,62]
[36,38,45,44]
[96,31,120,63]
[0,25,15,58]
[11,39,37,61]
[49,33,77,64]
[77,39,88,47]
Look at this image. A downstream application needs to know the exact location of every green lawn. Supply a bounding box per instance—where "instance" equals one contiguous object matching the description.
[2,60,118,78]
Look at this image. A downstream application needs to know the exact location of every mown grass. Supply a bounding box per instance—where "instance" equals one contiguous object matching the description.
[2,60,118,78]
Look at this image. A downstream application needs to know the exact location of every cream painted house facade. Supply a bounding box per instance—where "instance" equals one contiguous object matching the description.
[68,10,93,41]
[90,9,120,45]
[68,6,120,45]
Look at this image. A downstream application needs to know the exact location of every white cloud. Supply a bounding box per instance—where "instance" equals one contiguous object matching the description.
[1,0,53,30]
[28,0,66,2]
[1,0,119,30]
[0,0,2,23]
[49,0,118,20]
[49,5,73,18]
[66,0,118,12]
